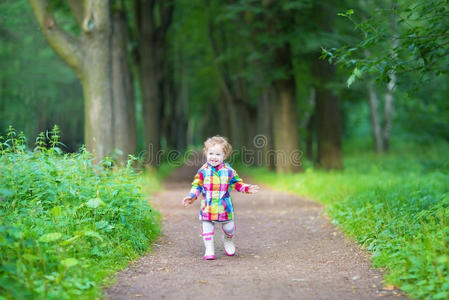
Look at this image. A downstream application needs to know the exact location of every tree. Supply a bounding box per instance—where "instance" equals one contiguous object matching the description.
[29,0,135,163]
[311,1,343,169]
[133,0,174,167]
[111,1,136,162]
[205,0,257,150]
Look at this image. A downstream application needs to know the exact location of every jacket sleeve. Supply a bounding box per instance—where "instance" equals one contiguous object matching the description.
[229,169,249,193]
[187,170,204,201]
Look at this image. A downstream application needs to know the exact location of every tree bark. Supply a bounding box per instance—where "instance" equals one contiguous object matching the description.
[258,87,275,170]
[111,3,136,163]
[312,58,343,170]
[367,79,384,153]
[174,59,188,151]
[301,87,316,161]
[29,0,135,163]
[383,12,398,151]
[383,73,395,151]
[271,43,302,173]
[306,113,315,162]
[310,2,342,170]
[135,0,174,167]
[206,17,242,147]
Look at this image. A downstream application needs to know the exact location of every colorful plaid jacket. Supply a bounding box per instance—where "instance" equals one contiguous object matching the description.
[188,162,249,222]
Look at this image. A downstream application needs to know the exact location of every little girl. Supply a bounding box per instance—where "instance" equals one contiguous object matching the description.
[182,135,259,260]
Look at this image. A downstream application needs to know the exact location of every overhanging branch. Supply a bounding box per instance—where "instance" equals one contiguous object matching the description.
[28,0,83,72]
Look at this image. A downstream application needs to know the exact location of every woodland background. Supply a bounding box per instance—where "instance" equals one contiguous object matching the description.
[1,0,447,169]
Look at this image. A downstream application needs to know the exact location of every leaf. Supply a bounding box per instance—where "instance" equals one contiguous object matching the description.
[74,279,94,290]
[38,232,62,242]
[86,198,104,209]
[60,258,79,268]
[347,67,363,87]
[61,235,81,246]
[50,205,62,217]
[82,230,103,242]
[436,255,448,264]
[337,9,354,17]
[347,74,356,87]
[22,254,40,261]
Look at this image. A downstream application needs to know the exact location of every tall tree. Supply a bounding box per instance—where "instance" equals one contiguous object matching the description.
[29,0,136,162]
[134,0,174,167]
[205,0,257,150]
[311,2,343,169]
[199,0,304,172]
[312,58,342,169]
[111,1,136,162]
[263,1,303,173]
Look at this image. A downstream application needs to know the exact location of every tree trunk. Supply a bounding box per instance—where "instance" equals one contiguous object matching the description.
[175,62,188,151]
[29,0,133,163]
[382,12,398,152]
[135,0,173,167]
[309,1,342,170]
[258,86,275,170]
[383,73,395,151]
[367,79,384,153]
[206,22,242,147]
[312,58,343,170]
[272,77,302,173]
[271,43,302,173]
[80,34,114,160]
[301,87,316,161]
[111,4,136,164]
[306,113,315,162]
[217,89,231,139]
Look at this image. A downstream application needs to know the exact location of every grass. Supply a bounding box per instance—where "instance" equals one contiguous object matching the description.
[0,127,163,299]
[242,140,449,300]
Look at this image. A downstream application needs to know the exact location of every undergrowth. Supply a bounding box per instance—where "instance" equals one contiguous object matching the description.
[0,126,160,299]
[243,141,449,300]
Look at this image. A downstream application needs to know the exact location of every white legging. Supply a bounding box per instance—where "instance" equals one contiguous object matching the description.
[202,220,235,237]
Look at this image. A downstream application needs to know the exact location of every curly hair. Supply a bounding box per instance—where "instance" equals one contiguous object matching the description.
[203,135,233,159]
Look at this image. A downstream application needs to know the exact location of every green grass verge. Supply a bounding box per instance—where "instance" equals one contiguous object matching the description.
[242,141,449,300]
[0,128,162,299]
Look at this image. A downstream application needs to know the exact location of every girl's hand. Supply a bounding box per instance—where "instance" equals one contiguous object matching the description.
[247,184,260,194]
[182,196,194,206]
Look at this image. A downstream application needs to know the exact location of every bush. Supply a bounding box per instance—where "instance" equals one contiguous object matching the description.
[0,126,160,299]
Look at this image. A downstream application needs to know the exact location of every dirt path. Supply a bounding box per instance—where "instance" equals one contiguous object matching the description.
[106,161,407,300]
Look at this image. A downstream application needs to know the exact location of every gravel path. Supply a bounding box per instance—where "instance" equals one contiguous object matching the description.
[106,160,407,300]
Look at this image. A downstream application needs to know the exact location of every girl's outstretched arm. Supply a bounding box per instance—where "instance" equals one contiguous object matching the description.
[229,169,259,194]
[183,171,204,205]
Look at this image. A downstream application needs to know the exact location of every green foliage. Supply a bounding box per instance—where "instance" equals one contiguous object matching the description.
[0,127,160,299]
[243,141,449,299]
[323,0,449,85]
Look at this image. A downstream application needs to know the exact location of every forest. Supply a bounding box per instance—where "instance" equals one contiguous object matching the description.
[0,0,448,299]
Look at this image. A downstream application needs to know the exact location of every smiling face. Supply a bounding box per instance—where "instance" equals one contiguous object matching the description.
[206,144,225,167]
